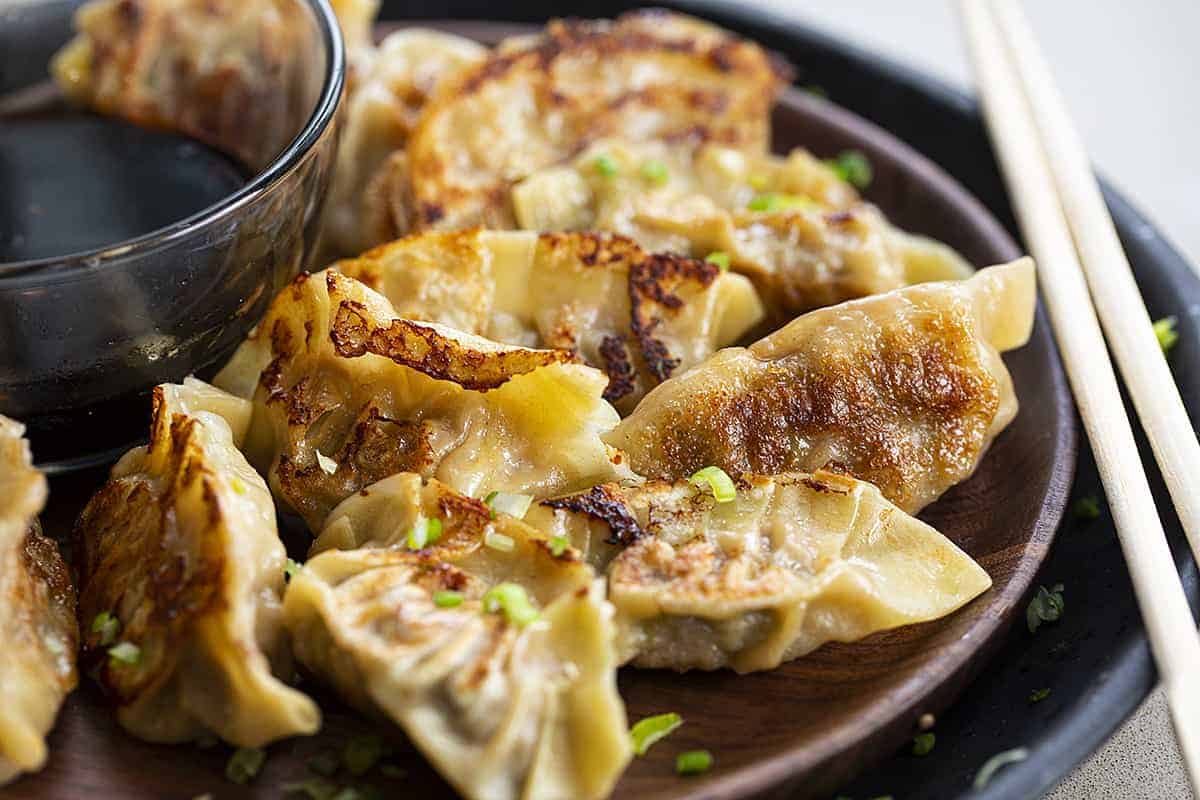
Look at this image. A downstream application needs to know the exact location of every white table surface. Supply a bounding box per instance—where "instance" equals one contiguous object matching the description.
[753,1,1199,798]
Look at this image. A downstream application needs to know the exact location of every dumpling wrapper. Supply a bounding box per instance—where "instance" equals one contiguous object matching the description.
[285,520,631,800]
[74,379,320,746]
[526,471,991,672]
[335,230,764,412]
[0,418,77,785]
[321,28,488,258]
[51,0,334,171]
[401,10,790,233]
[605,258,1037,513]
[214,270,622,531]
[513,139,973,319]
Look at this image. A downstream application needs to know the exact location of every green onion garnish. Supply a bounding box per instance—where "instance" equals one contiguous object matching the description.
[225,747,266,784]
[433,590,464,608]
[746,192,815,213]
[675,750,713,776]
[282,777,337,799]
[285,558,302,580]
[380,764,406,778]
[1154,316,1179,355]
[640,160,669,185]
[704,251,731,271]
[1028,687,1051,704]
[484,492,533,520]
[688,466,736,503]
[91,611,120,646]
[1073,495,1101,521]
[406,517,443,550]
[973,747,1029,789]
[316,450,338,475]
[342,734,386,777]
[107,641,141,666]
[912,732,936,756]
[483,530,515,552]
[826,149,873,190]
[593,155,619,177]
[629,712,683,756]
[482,583,539,627]
[548,535,569,557]
[1025,583,1065,633]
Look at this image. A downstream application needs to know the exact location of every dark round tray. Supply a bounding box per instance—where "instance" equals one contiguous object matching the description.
[371,1,1200,798]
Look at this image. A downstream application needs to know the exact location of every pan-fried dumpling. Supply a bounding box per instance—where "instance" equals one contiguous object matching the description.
[604,259,1036,513]
[401,10,790,233]
[0,418,77,785]
[52,0,323,171]
[322,29,488,257]
[527,471,991,672]
[335,230,764,412]
[284,544,631,800]
[74,380,320,746]
[512,139,973,318]
[214,270,621,531]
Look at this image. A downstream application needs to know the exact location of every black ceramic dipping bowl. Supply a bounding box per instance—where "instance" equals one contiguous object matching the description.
[0,0,344,470]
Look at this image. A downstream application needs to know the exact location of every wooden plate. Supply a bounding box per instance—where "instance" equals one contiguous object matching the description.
[14,19,1076,800]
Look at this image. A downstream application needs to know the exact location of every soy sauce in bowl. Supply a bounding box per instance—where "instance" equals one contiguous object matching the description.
[0,110,249,263]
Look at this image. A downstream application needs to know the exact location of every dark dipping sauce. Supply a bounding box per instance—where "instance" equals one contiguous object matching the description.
[0,110,249,263]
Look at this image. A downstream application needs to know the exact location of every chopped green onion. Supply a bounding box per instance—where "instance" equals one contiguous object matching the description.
[380,764,406,778]
[43,635,66,656]
[482,583,539,627]
[548,535,569,557]
[433,590,464,608]
[1154,316,1179,355]
[675,750,713,776]
[912,732,936,756]
[704,251,731,271]
[826,149,873,190]
[746,192,815,213]
[629,712,683,756]
[640,160,670,185]
[689,466,737,503]
[230,477,247,495]
[107,641,141,666]
[225,747,266,785]
[484,492,533,520]
[803,84,827,98]
[91,611,120,646]
[1073,495,1101,521]
[342,734,386,776]
[973,747,1029,789]
[285,558,302,580]
[283,777,338,799]
[307,749,340,777]
[593,155,619,177]
[748,173,770,191]
[316,450,338,475]
[483,530,515,552]
[1026,584,1065,633]
[406,517,443,550]
[1029,687,1052,704]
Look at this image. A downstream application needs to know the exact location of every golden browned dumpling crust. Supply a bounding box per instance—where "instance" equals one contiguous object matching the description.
[526,470,991,672]
[605,259,1036,513]
[336,229,764,411]
[215,269,622,531]
[52,0,321,170]
[0,418,77,786]
[404,10,791,232]
[74,381,319,746]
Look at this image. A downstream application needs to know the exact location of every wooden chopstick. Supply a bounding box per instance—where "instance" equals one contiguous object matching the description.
[989,0,1200,592]
[959,0,1200,788]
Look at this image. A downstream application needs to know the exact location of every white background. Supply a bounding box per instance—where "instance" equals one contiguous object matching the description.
[756,1,1198,797]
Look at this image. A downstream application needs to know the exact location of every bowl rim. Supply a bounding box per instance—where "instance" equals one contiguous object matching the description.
[0,0,345,282]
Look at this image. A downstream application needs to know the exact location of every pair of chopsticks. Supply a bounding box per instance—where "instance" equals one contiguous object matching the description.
[960,0,1200,789]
